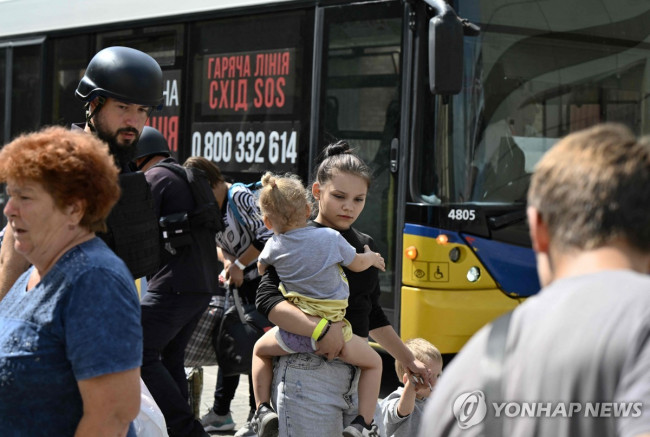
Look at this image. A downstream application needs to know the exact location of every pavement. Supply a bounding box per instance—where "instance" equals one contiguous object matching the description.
[197,365,254,436]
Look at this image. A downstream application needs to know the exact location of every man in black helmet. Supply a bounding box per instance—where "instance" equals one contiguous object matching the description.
[75,45,164,172]
[134,126,218,437]
[74,46,162,279]
[0,46,162,296]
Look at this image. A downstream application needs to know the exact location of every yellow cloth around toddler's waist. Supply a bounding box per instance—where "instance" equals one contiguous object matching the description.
[278,283,353,342]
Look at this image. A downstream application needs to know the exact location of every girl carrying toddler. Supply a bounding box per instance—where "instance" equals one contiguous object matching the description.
[251,171,385,437]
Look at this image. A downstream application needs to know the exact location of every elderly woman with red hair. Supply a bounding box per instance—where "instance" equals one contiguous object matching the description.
[0,126,142,436]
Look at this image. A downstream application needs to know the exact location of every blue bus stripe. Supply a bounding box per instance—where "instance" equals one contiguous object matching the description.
[404,223,540,296]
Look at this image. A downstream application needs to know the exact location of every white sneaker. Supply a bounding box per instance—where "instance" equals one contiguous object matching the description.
[199,409,236,432]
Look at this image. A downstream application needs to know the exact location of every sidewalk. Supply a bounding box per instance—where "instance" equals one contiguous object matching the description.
[198,365,253,436]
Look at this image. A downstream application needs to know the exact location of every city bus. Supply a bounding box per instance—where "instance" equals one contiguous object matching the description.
[2,0,649,364]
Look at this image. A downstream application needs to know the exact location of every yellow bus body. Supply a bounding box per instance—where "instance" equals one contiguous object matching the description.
[400,231,522,354]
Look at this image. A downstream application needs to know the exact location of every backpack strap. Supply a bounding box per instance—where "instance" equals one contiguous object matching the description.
[152,161,185,179]
[227,183,246,227]
[152,161,222,230]
[228,181,263,227]
[482,310,514,436]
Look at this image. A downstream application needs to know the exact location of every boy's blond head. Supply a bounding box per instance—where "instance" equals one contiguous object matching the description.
[395,338,442,378]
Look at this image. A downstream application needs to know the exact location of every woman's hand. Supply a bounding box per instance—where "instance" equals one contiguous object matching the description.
[226,261,244,287]
[315,321,345,360]
[369,325,435,390]
[406,358,433,391]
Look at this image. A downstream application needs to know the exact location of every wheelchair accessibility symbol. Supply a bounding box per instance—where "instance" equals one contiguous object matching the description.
[428,263,449,282]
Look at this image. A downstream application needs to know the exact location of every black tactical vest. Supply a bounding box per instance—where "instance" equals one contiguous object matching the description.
[98,172,160,278]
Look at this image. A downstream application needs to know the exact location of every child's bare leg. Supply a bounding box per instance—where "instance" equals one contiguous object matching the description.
[338,335,382,425]
[252,329,290,408]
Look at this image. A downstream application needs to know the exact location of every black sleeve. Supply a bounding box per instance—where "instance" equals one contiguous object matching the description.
[255,265,285,317]
[364,234,391,331]
[341,226,391,337]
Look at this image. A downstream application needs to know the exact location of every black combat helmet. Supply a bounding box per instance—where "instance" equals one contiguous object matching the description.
[134,126,170,160]
[76,46,163,108]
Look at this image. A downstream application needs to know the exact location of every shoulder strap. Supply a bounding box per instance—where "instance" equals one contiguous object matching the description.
[152,161,187,179]
[482,310,513,436]
[152,161,223,233]
[228,181,262,227]
[230,285,248,325]
[227,183,246,226]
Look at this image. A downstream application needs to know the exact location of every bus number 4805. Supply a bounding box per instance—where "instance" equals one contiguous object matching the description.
[448,209,476,221]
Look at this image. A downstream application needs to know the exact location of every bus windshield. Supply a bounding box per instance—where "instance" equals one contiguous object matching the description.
[417,0,650,206]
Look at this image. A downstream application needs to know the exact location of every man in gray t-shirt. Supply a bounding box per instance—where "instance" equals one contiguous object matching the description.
[418,123,650,437]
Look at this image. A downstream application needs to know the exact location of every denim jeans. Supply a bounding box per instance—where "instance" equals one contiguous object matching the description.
[272,353,360,436]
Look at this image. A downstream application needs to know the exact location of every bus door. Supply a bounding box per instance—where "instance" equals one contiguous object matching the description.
[317,0,405,325]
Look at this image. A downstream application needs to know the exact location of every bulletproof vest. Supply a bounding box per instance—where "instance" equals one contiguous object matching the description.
[98,172,161,278]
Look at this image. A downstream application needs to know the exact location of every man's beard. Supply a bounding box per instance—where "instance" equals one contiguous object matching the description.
[93,119,140,172]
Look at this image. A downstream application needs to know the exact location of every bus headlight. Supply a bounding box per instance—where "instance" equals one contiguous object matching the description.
[467,266,480,282]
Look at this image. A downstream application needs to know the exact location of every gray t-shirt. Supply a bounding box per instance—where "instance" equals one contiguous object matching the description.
[381,386,429,437]
[418,270,650,437]
[258,226,357,300]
